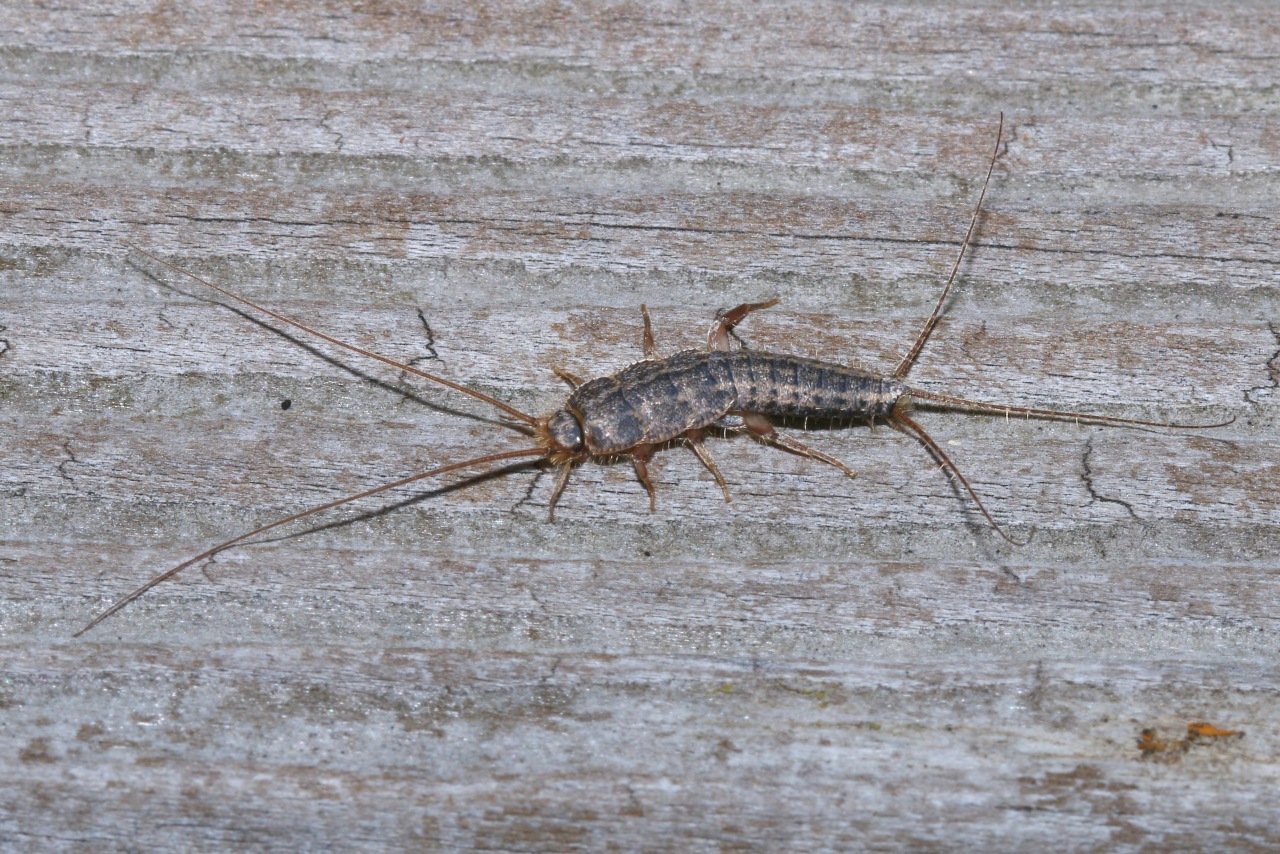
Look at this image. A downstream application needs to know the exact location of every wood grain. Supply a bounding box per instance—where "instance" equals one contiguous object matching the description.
[2,1,1277,850]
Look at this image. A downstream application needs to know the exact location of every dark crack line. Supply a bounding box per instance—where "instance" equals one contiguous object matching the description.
[406,308,441,365]
[395,310,447,408]
[57,441,80,486]
[1269,321,1280,386]
[1023,661,1048,714]
[165,213,373,229]
[319,108,344,153]
[1208,137,1235,165]
[0,323,9,360]
[143,211,1278,268]
[199,553,222,583]
[1243,321,1280,406]
[95,344,151,353]
[523,216,1280,266]
[1081,434,1136,520]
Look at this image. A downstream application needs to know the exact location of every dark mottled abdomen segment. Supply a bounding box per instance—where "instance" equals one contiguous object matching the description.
[723,351,906,420]
[569,349,907,454]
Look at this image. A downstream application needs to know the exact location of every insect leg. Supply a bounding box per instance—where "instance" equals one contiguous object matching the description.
[741,413,857,480]
[552,366,585,388]
[683,428,732,503]
[708,298,780,352]
[630,443,659,510]
[547,463,575,521]
[640,304,657,358]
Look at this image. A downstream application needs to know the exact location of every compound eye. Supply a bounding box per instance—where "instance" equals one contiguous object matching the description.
[547,410,584,452]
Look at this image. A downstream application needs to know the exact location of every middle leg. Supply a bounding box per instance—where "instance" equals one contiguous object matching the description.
[684,428,732,503]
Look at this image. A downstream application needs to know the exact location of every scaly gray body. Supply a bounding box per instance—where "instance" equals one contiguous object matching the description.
[568,350,908,454]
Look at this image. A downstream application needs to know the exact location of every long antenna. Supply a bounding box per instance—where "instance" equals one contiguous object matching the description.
[74,446,547,637]
[125,244,539,427]
[894,113,1004,380]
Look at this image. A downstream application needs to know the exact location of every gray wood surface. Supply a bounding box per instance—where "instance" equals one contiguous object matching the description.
[2,1,1277,850]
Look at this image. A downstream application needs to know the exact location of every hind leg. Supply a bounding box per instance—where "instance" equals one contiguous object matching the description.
[742,413,857,480]
[640,304,657,358]
[708,298,780,351]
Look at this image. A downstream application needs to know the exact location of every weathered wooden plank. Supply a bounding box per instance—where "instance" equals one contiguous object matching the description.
[1,0,1277,850]
[2,649,1276,850]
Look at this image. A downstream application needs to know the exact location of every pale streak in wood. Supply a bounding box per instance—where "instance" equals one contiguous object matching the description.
[1,1,1278,851]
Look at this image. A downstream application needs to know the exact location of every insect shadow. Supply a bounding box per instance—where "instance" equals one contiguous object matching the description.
[74,114,1233,636]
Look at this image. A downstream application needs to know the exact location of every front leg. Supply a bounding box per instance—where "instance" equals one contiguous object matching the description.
[684,428,732,503]
[630,443,659,510]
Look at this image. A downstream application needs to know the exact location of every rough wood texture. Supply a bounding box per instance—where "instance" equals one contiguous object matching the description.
[2,1,1277,850]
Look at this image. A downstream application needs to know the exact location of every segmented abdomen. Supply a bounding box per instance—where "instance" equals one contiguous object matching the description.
[725,350,905,421]
[569,350,906,455]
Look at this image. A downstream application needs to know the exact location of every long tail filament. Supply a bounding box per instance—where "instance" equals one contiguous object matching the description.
[909,388,1235,430]
[889,408,1027,546]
